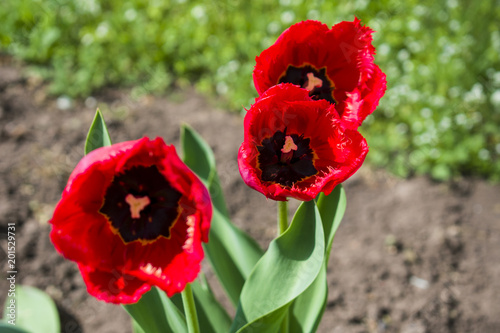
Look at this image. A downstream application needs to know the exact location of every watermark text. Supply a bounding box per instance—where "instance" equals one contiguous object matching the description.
[6,222,17,325]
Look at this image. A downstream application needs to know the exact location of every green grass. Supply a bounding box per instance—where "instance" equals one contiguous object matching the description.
[1,0,499,180]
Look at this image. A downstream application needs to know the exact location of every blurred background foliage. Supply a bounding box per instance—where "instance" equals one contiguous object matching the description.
[1,0,499,181]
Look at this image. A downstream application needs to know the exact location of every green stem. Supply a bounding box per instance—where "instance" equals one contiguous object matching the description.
[181,283,200,333]
[278,200,289,235]
[277,200,289,333]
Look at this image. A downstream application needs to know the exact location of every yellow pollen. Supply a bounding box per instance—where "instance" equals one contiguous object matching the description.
[141,263,163,278]
[303,72,323,91]
[125,194,151,219]
[183,215,196,253]
[281,136,298,154]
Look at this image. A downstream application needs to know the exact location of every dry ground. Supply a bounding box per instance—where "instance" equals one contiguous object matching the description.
[1,59,499,333]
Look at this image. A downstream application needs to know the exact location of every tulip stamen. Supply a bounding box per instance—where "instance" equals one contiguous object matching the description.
[125,194,151,219]
[303,72,323,91]
[280,135,298,163]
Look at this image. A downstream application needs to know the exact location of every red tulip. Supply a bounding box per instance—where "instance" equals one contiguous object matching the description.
[238,84,368,201]
[253,18,387,129]
[50,137,212,304]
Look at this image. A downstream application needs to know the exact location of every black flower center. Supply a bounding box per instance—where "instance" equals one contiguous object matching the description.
[100,165,182,244]
[257,129,317,187]
[279,65,335,104]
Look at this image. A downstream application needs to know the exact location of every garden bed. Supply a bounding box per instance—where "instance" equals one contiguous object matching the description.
[1,60,499,333]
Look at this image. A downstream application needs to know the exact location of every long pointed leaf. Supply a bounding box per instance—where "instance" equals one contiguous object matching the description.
[132,320,146,333]
[0,323,29,333]
[180,124,263,306]
[289,265,328,333]
[123,287,186,333]
[206,209,263,302]
[167,278,232,333]
[3,285,60,333]
[230,200,325,333]
[191,277,232,333]
[180,123,228,217]
[317,184,347,261]
[290,185,347,332]
[85,108,112,154]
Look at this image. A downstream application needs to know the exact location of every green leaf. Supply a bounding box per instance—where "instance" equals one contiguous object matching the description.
[316,184,347,261]
[180,124,213,181]
[289,265,328,333]
[123,287,186,333]
[289,185,346,332]
[230,200,325,333]
[180,124,263,306]
[3,285,60,333]
[131,320,146,333]
[0,323,29,333]
[180,123,228,217]
[191,276,232,333]
[85,108,112,155]
[165,278,231,333]
[205,208,263,305]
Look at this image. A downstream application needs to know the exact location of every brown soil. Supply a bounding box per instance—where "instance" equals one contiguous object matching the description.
[1,58,500,333]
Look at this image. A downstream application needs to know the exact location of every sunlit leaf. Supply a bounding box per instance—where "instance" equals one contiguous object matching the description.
[180,124,263,306]
[3,285,59,333]
[230,200,325,333]
[0,323,29,333]
[191,276,232,333]
[166,277,231,333]
[289,265,328,333]
[289,185,346,331]
[131,320,145,333]
[85,108,112,155]
[123,287,186,333]
[316,184,346,260]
